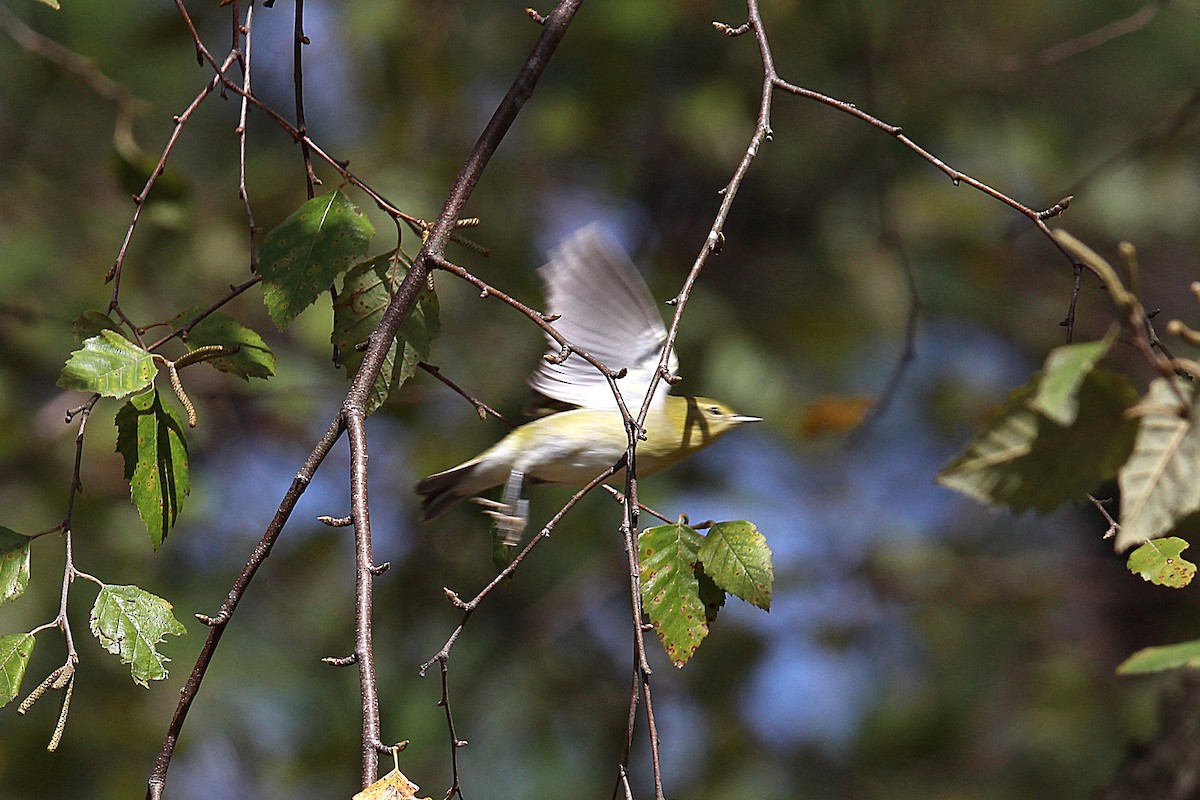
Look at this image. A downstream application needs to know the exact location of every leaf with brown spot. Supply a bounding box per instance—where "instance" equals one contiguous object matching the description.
[638,522,712,667]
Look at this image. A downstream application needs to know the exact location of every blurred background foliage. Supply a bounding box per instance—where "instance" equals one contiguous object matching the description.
[2,0,1200,798]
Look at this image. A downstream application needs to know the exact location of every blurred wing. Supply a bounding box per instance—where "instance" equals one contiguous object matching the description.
[528,225,677,412]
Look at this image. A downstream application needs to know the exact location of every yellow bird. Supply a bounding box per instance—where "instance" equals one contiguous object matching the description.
[416,225,759,538]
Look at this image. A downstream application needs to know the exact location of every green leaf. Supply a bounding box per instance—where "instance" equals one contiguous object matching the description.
[639,522,711,668]
[1126,537,1196,588]
[173,307,275,381]
[71,310,120,343]
[1118,639,1200,675]
[259,190,375,329]
[34,0,60,9]
[0,527,32,605]
[0,633,35,706]
[332,250,440,415]
[698,521,773,611]
[90,585,186,687]
[1116,379,1200,552]
[1030,329,1116,425]
[57,330,157,398]
[937,368,1139,514]
[115,389,190,550]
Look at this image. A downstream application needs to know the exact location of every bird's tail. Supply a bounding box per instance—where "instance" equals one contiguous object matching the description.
[415,461,481,521]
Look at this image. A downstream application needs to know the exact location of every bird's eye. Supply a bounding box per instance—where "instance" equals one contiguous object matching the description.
[706,405,721,416]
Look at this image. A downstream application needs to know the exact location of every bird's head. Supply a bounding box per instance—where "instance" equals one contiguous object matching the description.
[669,395,761,451]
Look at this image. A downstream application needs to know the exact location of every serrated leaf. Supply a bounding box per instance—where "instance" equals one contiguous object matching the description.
[1118,639,1200,675]
[89,584,186,687]
[1116,379,1200,552]
[259,190,375,329]
[937,368,1139,514]
[0,527,32,605]
[0,633,35,706]
[172,307,275,380]
[115,389,190,550]
[57,330,157,398]
[332,249,440,415]
[698,521,773,611]
[1030,328,1117,425]
[1126,536,1196,588]
[71,310,120,343]
[639,522,711,668]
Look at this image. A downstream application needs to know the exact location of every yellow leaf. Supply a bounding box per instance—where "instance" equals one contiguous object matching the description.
[352,769,430,800]
[801,395,874,438]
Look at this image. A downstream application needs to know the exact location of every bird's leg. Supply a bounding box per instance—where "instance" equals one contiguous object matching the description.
[473,469,528,546]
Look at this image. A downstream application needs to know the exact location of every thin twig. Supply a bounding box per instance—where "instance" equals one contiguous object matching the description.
[436,659,468,800]
[418,361,518,427]
[236,1,259,270]
[293,0,319,196]
[420,460,621,675]
[107,49,240,292]
[143,276,263,353]
[145,418,345,800]
[602,485,673,525]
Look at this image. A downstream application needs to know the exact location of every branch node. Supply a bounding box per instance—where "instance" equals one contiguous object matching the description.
[443,587,470,610]
[525,7,546,24]
[544,344,572,365]
[369,561,391,576]
[712,20,750,36]
[317,515,353,527]
[707,230,725,253]
[1037,195,1074,220]
[195,611,226,627]
[322,653,357,667]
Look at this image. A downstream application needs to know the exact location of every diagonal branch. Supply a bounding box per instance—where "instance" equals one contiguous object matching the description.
[145,1,586,796]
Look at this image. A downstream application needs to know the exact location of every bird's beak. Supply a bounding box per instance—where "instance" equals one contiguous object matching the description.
[731,415,762,424]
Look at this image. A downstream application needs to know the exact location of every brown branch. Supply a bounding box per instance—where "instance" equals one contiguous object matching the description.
[235,2,259,270]
[346,413,385,782]
[142,276,263,353]
[435,659,468,800]
[418,361,518,427]
[147,0,586,794]
[107,49,239,292]
[420,461,622,675]
[602,485,673,525]
[292,0,320,196]
[145,418,345,800]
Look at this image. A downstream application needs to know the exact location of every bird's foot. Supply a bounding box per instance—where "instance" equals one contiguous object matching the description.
[472,469,528,547]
